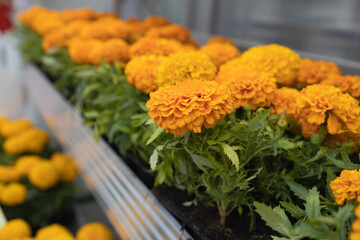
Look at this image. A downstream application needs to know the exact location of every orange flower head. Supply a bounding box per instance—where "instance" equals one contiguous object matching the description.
[143,16,170,30]
[28,161,59,190]
[18,6,48,26]
[50,153,78,183]
[146,24,190,42]
[80,18,129,41]
[216,66,276,109]
[330,169,360,205]
[200,42,241,68]
[146,79,233,137]
[237,44,301,85]
[270,87,301,117]
[76,222,113,240]
[0,182,27,206]
[36,224,74,240]
[68,38,98,64]
[0,165,21,182]
[156,51,217,87]
[0,118,32,138]
[61,8,100,22]
[30,11,65,36]
[297,58,341,86]
[0,219,31,240]
[88,39,129,66]
[207,36,236,47]
[126,19,147,42]
[183,39,199,50]
[15,155,43,176]
[125,55,167,94]
[129,37,183,59]
[322,75,360,98]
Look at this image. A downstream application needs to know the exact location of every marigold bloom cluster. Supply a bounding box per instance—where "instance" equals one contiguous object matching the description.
[0,182,27,206]
[36,224,74,240]
[322,75,360,98]
[0,119,32,137]
[207,36,236,46]
[50,153,78,183]
[296,58,341,86]
[146,79,233,137]
[156,51,217,87]
[296,84,360,137]
[216,65,277,109]
[237,44,301,85]
[200,42,241,68]
[125,55,167,94]
[76,222,113,240]
[61,8,100,22]
[68,38,129,66]
[0,165,22,182]
[15,155,43,176]
[79,18,130,41]
[143,16,170,30]
[129,37,183,59]
[146,24,191,42]
[0,218,32,240]
[270,87,301,117]
[28,161,60,190]
[330,169,360,205]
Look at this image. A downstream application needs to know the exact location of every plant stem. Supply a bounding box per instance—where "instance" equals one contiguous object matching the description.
[218,200,228,227]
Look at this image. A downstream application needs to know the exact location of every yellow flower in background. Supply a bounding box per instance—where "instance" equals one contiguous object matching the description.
[156,51,217,87]
[23,128,50,154]
[125,55,167,94]
[0,219,32,240]
[200,42,241,68]
[146,24,190,42]
[50,153,78,183]
[28,161,59,190]
[15,155,43,176]
[237,44,301,85]
[296,58,341,86]
[0,119,32,138]
[76,222,113,240]
[129,37,183,59]
[207,36,236,47]
[0,183,5,196]
[270,87,301,117]
[216,66,277,109]
[330,169,360,205]
[322,75,360,98]
[143,16,170,30]
[0,117,9,128]
[0,182,27,206]
[0,165,21,182]
[36,224,74,240]
[147,79,233,137]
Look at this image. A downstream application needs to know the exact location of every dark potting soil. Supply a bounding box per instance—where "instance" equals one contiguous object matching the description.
[152,186,275,240]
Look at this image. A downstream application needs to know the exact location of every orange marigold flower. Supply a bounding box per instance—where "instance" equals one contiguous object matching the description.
[297,58,341,86]
[89,39,129,66]
[216,66,276,109]
[270,87,301,117]
[349,231,360,240]
[0,182,27,206]
[125,55,167,94]
[15,155,43,176]
[0,219,31,240]
[36,224,74,240]
[330,169,360,205]
[322,75,360,98]
[68,38,97,64]
[18,6,48,26]
[126,18,147,43]
[207,36,236,47]
[50,153,78,183]
[200,42,241,68]
[0,165,21,182]
[183,39,199,49]
[76,222,113,240]
[143,16,170,30]
[30,12,65,36]
[237,44,301,85]
[129,37,183,59]
[146,24,190,42]
[80,18,129,41]
[156,51,217,87]
[0,118,32,138]
[146,79,233,137]
[28,161,59,190]
[0,117,9,127]
[61,8,100,22]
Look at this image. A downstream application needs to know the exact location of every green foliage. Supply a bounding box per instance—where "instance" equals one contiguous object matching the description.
[16,24,44,62]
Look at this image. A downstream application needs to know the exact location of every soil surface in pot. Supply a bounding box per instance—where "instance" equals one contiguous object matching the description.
[152,186,276,240]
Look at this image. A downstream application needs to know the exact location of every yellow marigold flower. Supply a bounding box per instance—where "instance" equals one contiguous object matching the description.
[42,20,90,51]
[28,161,59,190]
[237,44,301,85]
[129,37,183,59]
[18,6,48,26]
[0,117,9,128]
[15,155,43,176]
[322,75,360,98]
[216,66,277,109]
[330,169,360,205]
[125,55,167,94]
[23,128,49,154]
[353,219,360,232]
[270,87,301,117]
[0,166,21,182]
[80,18,129,41]
[36,224,74,240]
[89,39,129,67]
[0,219,31,240]
[207,36,236,47]
[0,119,32,138]
[156,51,217,87]
[296,58,341,86]
[355,205,360,218]
[61,8,100,22]
[200,42,241,68]
[0,183,5,195]
[0,182,27,206]
[146,79,233,137]
[76,222,113,240]
[146,24,190,43]
[143,16,170,30]
[50,153,78,183]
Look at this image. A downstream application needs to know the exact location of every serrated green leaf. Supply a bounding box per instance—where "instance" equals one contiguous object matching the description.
[295,222,333,239]
[150,149,159,170]
[287,181,308,201]
[280,202,305,219]
[277,139,303,150]
[305,187,320,222]
[221,143,239,171]
[146,127,164,145]
[207,140,217,145]
[334,204,354,223]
